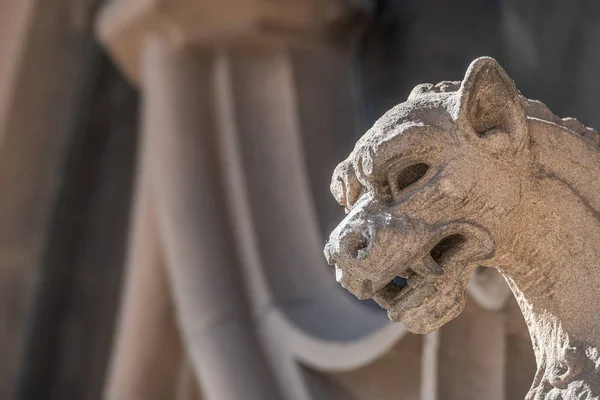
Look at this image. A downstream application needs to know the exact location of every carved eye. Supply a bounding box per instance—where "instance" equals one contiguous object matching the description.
[395,163,429,192]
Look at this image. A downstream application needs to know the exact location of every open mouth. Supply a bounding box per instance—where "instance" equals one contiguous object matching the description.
[371,234,466,309]
[372,267,419,308]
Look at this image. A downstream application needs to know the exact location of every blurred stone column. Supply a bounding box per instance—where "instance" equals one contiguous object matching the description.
[222,48,336,305]
[176,360,202,400]
[209,13,367,399]
[435,298,505,400]
[207,5,368,314]
[504,297,536,399]
[104,148,183,399]
[142,37,283,400]
[0,1,105,398]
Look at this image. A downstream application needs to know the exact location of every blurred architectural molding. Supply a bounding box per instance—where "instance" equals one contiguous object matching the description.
[0,1,108,398]
[96,0,357,84]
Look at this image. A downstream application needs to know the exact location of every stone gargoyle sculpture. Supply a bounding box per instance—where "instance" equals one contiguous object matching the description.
[324,57,600,399]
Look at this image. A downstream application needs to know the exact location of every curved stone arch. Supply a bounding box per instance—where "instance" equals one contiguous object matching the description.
[263,307,405,371]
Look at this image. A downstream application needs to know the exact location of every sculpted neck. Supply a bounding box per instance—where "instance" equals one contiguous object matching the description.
[495,120,600,394]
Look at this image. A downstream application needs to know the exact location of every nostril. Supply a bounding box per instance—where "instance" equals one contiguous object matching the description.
[326,254,336,266]
[333,228,372,261]
[350,231,370,259]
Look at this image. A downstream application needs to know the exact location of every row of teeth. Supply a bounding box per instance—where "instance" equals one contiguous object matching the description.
[390,270,413,290]
[380,256,444,296]
[374,270,418,307]
[371,235,467,308]
[396,257,442,282]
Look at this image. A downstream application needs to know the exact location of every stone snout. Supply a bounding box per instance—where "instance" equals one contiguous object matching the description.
[324,199,497,333]
[324,207,445,302]
[324,216,375,299]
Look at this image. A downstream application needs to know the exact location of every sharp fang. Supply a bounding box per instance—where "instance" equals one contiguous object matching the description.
[374,281,402,308]
[413,257,443,276]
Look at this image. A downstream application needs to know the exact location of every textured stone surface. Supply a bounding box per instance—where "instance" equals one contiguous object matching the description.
[325,57,600,399]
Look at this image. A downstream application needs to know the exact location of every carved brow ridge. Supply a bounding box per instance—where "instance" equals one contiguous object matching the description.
[341,119,442,205]
[332,160,363,208]
[357,118,444,170]
[345,154,395,205]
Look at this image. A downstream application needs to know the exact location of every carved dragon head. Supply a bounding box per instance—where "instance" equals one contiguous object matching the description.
[324,57,594,334]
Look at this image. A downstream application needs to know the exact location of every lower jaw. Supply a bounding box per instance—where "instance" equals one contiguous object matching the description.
[391,306,441,334]
[385,297,422,323]
[373,288,410,309]
[396,301,464,334]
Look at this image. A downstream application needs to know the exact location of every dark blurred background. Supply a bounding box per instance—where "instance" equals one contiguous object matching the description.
[1,0,599,399]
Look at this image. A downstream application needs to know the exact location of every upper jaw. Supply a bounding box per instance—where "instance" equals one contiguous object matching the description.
[338,253,444,309]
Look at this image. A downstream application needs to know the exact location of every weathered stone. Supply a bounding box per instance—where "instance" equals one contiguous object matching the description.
[325,57,600,399]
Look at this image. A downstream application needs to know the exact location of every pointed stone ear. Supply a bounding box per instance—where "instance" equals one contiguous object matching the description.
[456,57,528,152]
